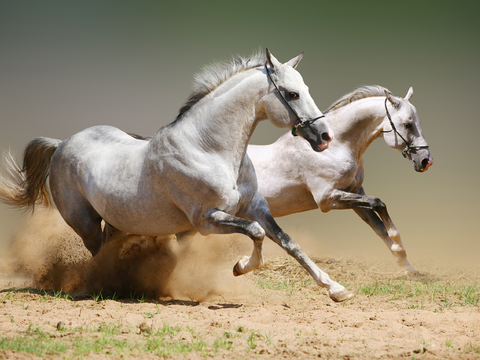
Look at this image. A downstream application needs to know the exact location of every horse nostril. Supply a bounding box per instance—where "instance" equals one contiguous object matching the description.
[421,158,429,168]
[321,132,331,142]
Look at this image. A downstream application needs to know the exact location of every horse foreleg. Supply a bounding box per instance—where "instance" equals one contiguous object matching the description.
[329,189,402,248]
[327,187,418,276]
[201,209,265,275]
[232,238,264,277]
[241,193,354,302]
[353,208,418,276]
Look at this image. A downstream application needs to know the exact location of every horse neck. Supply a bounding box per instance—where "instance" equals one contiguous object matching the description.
[156,68,267,167]
[328,96,386,160]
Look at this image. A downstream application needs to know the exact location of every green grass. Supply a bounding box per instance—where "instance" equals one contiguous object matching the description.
[255,277,297,296]
[464,341,480,354]
[0,304,279,359]
[0,321,246,358]
[254,264,480,309]
[1,262,479,358]
[354,280,480,307]
[0,324,68,357]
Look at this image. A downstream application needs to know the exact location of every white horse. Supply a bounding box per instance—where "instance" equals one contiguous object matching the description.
[248,85,433,276]
[0,49,355,302]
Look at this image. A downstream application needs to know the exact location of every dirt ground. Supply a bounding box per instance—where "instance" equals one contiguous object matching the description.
[0,211,479,359]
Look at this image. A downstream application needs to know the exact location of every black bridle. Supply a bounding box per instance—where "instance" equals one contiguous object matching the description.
[265,64,325,136]
[383,98,429,158]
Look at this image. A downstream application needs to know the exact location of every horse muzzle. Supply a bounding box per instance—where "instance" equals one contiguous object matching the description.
[410,152,433,172]
[418,155,433,172]
[295,122,333,152]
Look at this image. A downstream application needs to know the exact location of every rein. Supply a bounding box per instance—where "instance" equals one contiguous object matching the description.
[383,98,429,158]
[265,64,325,136]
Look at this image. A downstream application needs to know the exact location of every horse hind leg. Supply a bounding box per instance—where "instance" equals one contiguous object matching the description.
[55,197,104,256]
[70,214,104,256]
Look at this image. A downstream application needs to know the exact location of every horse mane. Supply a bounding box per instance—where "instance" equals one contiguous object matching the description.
[175,52,266,121]
[324,85,391,113]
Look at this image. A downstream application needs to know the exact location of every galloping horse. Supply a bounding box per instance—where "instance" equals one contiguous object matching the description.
[0,50,355,302]
[248,85,433,275]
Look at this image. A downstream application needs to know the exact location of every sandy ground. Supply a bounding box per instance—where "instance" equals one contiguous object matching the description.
[0,211,479,359]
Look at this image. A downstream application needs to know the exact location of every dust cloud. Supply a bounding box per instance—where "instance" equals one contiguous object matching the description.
[0,210,256,301]
[1,202,471,299]
[1,210,90,292]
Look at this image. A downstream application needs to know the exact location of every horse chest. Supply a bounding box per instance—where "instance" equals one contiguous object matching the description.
[322,151,359,188]
[155,153,254,215]
[331,157,364,192]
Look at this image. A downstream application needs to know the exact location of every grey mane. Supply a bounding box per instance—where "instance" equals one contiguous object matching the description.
[176,52,266,120]
[324,85,391,113]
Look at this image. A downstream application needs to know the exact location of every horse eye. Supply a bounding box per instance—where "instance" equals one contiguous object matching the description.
[405,123,413,129]
[288,92,299,99]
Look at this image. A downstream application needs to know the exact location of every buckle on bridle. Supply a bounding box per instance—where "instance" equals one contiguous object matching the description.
[402,145,429,159]
[291,116,325,136]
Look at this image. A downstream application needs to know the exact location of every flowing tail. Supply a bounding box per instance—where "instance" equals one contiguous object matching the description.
[0,137,62,211]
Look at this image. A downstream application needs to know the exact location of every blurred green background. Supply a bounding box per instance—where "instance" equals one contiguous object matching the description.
[1,1,479,267]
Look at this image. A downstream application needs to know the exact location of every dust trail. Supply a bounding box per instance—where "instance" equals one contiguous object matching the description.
[85,232,255,301]
[165,234,255,301]
[1,209,255,301]
[2,210,90,292]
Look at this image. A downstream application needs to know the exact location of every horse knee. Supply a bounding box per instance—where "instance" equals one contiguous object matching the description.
[246,222,265,241]
[372,198,386,212]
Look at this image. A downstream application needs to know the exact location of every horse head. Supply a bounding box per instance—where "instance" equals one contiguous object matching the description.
[262,49,333,152]
[382,87,433,172]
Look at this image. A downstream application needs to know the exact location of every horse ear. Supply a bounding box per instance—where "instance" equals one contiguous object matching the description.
[266,48,281,71]
[284,52,304,69]
[384,90,401,108]
[405,86,414,101]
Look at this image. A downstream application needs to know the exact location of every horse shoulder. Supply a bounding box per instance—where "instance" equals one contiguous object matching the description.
[250,143,306,195]
[248,141,318,216]
[153,136,251,215]
[328,144,363,185]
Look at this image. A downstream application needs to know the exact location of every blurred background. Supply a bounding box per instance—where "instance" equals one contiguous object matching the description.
[0,0,479,268]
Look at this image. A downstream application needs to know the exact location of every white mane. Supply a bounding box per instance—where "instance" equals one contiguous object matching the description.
[176,52,266,120]
[325,85,391,113]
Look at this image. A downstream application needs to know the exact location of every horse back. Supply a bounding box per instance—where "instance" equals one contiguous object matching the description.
[48,125,187,234]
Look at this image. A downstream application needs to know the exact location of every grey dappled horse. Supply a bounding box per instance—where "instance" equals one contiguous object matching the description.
[0,50,355,302]
[249,86,433,275]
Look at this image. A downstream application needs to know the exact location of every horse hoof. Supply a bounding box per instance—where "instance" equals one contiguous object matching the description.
[247,223,265,241]
[329,289,355,303]
[406,269,420,279]
[232,256,249,277]
[233,263,242,277]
